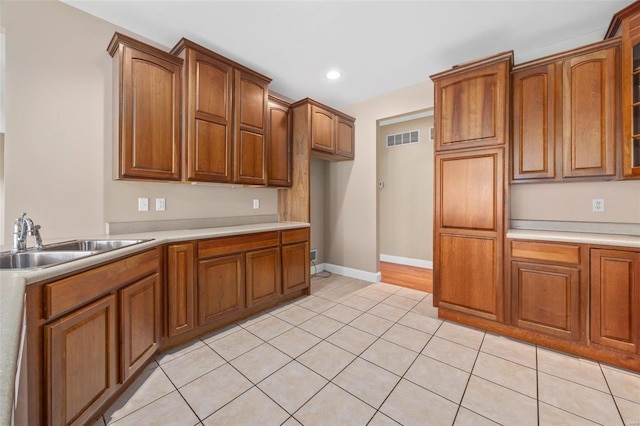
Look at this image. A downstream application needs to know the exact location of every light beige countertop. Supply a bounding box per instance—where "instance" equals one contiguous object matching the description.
[0,221,308,426]
[507,228,640,248]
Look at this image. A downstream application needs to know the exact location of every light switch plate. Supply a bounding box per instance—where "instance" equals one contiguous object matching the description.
[155,198,166,211]
[253,199,260,209]
[138,198,149,212]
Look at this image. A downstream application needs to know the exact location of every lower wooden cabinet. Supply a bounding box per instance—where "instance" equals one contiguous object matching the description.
[590,248,640,353]
[246,247,281,307]
[198,254,245,325]
[45,295,118,426]
[282,241,310,294]
[166,243,195,337]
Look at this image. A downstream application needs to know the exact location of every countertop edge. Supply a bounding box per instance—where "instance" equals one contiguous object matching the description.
[507,229,640,249]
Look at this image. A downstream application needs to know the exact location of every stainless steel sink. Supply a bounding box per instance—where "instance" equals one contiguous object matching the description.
[42,239,149,252]
[0,251,97,270]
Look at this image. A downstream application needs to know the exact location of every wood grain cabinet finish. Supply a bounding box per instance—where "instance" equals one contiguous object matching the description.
[120,273,162,382]
[166,243,196,338]
[267,95,293,187]
[511,39,619,182]
[107,33,183,181]
[335,115,355,159]
[281,228,310,294]
[45,295,117,426]
[197,254,245,326]
[432,52,511,152]
[590,248,640,353]
[246,247,281,307]
[311,105,336,154]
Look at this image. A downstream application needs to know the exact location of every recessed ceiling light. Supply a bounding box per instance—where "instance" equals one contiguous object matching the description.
[326,70,341,80]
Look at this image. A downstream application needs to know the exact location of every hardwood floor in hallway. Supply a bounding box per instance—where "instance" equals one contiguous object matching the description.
[380,262,433,293]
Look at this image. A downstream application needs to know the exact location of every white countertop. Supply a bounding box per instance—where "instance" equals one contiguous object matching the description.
[0,221,308,426]
[507,229,640,248]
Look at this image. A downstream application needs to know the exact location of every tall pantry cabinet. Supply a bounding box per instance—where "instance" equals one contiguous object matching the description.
[430,51,513,323]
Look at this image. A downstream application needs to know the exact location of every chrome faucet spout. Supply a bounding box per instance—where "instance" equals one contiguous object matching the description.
[11,213,44,253]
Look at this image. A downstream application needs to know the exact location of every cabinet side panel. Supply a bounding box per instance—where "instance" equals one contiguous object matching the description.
[600,257,633,342]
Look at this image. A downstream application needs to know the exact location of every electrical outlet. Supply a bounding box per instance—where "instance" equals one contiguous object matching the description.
[155,198,166,211]
[310,249,318,262]
[138,197,149,212]
[592,198,605,213]
[253,199,260,209]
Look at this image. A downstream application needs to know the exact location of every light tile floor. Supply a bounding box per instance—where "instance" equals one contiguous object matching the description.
[96,274,640,426]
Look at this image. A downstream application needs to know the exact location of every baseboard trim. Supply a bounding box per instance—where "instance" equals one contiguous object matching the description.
[311,263,381,283]
[380,254,433,269]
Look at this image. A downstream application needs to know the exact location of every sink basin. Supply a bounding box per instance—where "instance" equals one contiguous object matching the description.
[43,239,149,252]
[0,251,97,270]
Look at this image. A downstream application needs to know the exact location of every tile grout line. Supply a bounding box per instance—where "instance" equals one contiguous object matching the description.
[450,331,486,424]
[598,361,627,425]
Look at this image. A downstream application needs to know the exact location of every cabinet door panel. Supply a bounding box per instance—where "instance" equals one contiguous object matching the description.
[120,274,162,381]
[198,254,244,325]
[46,295,117,426]
[267,100,292,186]
[193,120,230,180]
[282,242,310,294]
[246,247,281,307]
[236,130,266,184]
[238,77,267,129]
[196,59,232,118]
[591,249,640,352]
[512,262,581,340]
[562,47,617,177]
[167,243,195,338]
[336,116,355,159]
[311,106,335,153]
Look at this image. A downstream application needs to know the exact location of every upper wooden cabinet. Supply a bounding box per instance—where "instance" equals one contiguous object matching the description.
[291,98,355,161]
[512,40,619,182]
[431,51,512,152]
[608,3,640,178]
[171,39,271,185]
[267,94,293,187]
[108,33,183,181]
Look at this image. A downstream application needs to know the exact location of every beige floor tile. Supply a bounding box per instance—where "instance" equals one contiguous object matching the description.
[268,327,321,358]
[333,358,401,408]
[435,321,485,350]
[156,339,205,365]
[454,408,500,425]
[423,336,478,372]
[472,352,537,398]
[361,338,419,376]
[367,282,401,294]
[411,300,439,318]
[297,341,356,379]
[281,416,303,426]
[273,305,317,325]
[480,333,536,369]
[396,287,429,301]
[245,315,293,340]
[356,288,393,302]
[257,361,327,413]
[398,311,443,334]
[202,387,289,426]
[293,383,376,426]
[322,303,363,323]
[602,364,640,403]
[104,365,175,423]
[142,360,158,373]
[405,354,470,403]
[229,343,291,383]
[297,296,337,313]
[615,396,640,426]
[380,379,458,426]
[199,323,240,345]
[325,325,377,355]
[381,323,432,353]
[538,372,621,425]
[462,376,537,426]
[236,311,271,328]
[179,363,252,419]
[206,328,263,361]
[367,302,407,322]
[341,295,380,311]
[349,313,395,336]
[368,411,401,425]
[538,402,600,425]
[382,294,421,310]
[109,391,198,426]
[161,346,226,388]
[298,314,344,338]
[537,347,609,392]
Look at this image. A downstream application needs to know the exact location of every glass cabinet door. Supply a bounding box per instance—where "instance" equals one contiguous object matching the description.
[633,43,640,169]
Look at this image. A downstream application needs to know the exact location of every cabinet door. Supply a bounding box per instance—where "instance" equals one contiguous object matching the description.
[246,247,281,307]
[185,51,233,183]
[198,254,245,325]
[591,249,640,353]
[234,70,268,185]
[46,295,117,426]
[167,243,195,338]
[512,63,557,180]
[335,115,355,159]
[267,98,292,187]
[282,241,310,294]
[562,46,617,178]
[120,273,162,381]
[622,15,640,177]
[118,45,182,181]
[311,105,335,153]
[512,262,581,340]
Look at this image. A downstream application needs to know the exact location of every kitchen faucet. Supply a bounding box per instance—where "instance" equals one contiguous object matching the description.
[11,212,43,253]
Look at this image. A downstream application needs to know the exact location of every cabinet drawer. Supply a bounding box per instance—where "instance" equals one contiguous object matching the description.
[511,240,581,265]
[198,231,279,258]
[281,227,309,245]
[44,248,160,320]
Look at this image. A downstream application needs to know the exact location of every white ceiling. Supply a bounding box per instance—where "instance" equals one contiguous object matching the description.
[62,0,633,108]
